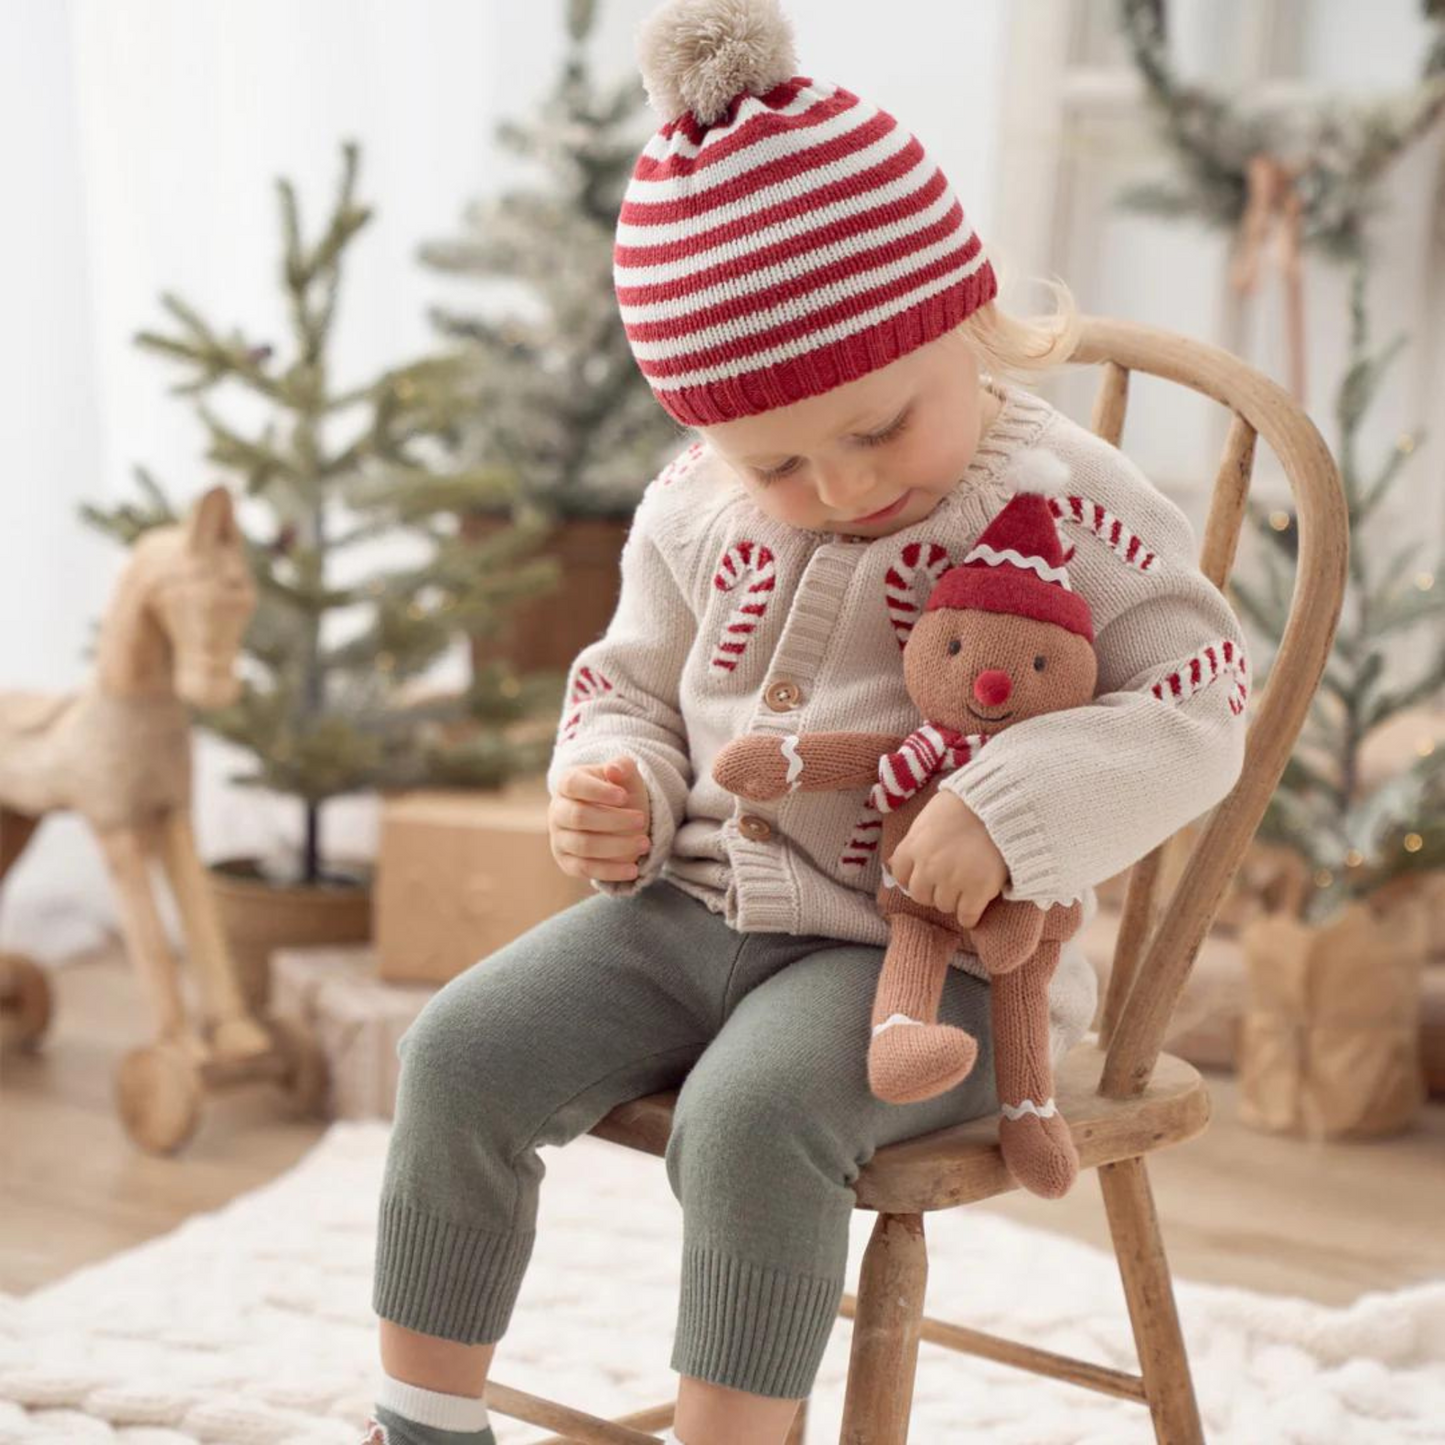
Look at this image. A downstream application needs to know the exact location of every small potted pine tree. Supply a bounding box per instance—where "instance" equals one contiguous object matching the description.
[85,143,563,1009]
[419,0,689,674]
[1230,262,1442,1138]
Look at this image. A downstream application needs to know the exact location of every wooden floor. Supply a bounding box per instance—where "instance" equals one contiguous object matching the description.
[4,946,1444,1306]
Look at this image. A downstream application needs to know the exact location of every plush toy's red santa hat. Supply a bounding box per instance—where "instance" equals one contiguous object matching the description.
[925,449,1095,644]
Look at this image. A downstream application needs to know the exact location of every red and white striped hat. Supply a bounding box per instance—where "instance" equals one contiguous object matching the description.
[617,0,997,427]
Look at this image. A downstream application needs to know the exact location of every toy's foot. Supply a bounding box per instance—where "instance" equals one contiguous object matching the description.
[999,1100,1079,1198]
[210,1014,272,1061]
[868,1015,979,1104]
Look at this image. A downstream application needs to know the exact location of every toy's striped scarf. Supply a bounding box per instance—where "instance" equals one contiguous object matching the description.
[868,723,990,813]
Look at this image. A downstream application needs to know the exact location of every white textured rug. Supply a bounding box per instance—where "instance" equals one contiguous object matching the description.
[2,1123,1442,1444]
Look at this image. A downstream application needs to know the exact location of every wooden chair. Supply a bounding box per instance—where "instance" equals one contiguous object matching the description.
[480,316,1349,1444]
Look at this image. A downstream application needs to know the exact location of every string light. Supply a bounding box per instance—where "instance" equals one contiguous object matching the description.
[1397,433,1417,454]
[1404,834,1424,853]
[1344,849,1364,867]
[1313,867,1334,888]
[1269,510,1292,531]
[1415,571,1434,591]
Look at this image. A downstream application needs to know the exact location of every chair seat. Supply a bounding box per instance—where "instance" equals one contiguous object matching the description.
[588,1039,1209,1212]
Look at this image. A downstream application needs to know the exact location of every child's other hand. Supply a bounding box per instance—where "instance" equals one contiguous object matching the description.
[549,755,652,883]
[886,790,1009,928]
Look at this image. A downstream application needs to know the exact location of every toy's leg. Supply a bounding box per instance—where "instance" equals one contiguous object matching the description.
[868,913,978,1104]
[993,940,1078,1198]
[155,810,270,1060]
[96,825,203,1059]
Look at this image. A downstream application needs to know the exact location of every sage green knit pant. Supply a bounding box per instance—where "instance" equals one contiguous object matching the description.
[372,879,998,1400]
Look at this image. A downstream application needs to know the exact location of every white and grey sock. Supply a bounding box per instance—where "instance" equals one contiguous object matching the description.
[366,1370,494,1445]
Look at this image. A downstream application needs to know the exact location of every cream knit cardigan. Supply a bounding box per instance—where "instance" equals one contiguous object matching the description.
[546,384,1249,1065]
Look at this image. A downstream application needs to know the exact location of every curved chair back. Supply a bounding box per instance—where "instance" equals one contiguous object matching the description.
[1066,316,1350,1099]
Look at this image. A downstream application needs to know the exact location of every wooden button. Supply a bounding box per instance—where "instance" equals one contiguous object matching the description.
[764,679,803,712]
[738,814,774,842]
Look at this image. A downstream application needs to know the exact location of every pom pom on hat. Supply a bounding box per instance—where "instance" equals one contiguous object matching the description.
[636,0,799,125]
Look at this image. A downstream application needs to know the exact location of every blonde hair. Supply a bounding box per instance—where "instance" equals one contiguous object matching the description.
[936,255,1082,388]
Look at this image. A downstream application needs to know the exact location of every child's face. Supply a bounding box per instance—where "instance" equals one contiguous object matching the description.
[699,333,999,537]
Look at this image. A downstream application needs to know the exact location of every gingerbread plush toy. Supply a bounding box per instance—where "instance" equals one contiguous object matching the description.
[712,454,1097,1198]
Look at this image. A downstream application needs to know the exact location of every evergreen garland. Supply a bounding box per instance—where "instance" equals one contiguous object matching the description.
[1117,0,1445,263]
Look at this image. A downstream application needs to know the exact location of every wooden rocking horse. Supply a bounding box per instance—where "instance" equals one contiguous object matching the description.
[0,486,325,1153]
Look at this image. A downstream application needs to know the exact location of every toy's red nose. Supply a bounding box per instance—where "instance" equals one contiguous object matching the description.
[974,669,1012,707]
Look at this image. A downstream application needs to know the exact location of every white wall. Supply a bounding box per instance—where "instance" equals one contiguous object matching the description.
[995,0,1445,541]
[0,0,1008,955]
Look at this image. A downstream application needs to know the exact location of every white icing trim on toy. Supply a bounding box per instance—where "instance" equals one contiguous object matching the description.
[962,543,1073,588]
[1001,1097,1058,1121]
[880,862,916,899]
[781,733,803,789]
[872,1013,925,1037]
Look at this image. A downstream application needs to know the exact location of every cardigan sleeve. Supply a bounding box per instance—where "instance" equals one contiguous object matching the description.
[545,476,698,897]
[936,451,1249,908]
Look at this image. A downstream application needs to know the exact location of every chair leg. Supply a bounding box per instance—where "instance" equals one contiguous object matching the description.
[784,1397,808,1444]
[839,1213,927,1445]
[1099,1157,1204,1445]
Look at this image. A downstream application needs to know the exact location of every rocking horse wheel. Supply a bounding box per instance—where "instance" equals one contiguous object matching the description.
[0,953,53,1052]
[268,1015,330,1119]
[116,1041,203,1155]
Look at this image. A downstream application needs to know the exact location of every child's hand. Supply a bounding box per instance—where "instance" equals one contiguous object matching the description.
[548,755,652,884]
[886,790,1010,928]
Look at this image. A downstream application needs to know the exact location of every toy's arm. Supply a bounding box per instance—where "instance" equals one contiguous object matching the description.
[971,897,1083,975]
[1041,900,1085,941]
[713,730,901,802]
[970,898,1048,976]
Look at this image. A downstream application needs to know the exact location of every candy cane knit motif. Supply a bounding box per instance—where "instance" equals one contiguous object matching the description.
[659,440,706,487]
[840,806,883,869]
[1150,639,1250,716]
[711,540,777,672]
[883,541,953,650]
[560,665,614,742]
[1048,494,1158,571]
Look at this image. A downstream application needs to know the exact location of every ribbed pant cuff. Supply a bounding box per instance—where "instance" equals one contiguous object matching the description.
[670,1243,842,1400]
[373,1196,535,1343]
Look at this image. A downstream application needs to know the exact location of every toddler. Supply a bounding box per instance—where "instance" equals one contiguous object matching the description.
[364,2,1248,1442]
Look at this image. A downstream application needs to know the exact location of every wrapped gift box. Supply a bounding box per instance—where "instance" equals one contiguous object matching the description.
[1079,900,1445,1096]
[1236,899,1429,1139]
[376,780,590,986]
[1077,903,1245,1070]
[271,945,433,1119]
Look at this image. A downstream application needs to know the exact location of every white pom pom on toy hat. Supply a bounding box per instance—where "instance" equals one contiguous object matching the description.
[1006,447,1074,499]
[636,0,798,125]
